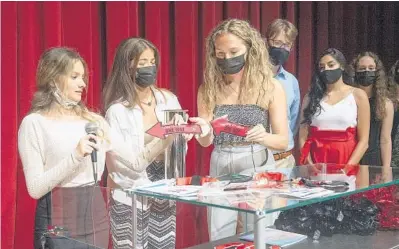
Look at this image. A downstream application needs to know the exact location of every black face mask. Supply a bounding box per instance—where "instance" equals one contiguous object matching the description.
[355,71,376,86]
[319,68,343,85]
[269,47,290,66]
[136,66,157,87]
[216,54,246,75]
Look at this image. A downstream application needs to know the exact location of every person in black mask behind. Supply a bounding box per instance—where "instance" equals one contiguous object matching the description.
[265,19,300,168]
[350,52,393,168]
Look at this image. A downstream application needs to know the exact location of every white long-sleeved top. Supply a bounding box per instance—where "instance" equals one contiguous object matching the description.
[17,113,109,199]
[105,87,182,190]
[18,88,183,201]
[17,110,173,200]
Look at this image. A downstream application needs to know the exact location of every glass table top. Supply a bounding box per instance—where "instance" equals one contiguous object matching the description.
[129,164,399,215]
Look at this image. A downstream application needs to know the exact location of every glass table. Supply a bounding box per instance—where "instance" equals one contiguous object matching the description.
[46,164,399,249]
[129,164,399,249]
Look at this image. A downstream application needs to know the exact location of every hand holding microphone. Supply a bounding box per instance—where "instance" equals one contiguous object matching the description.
[83,122,100,184]
[75,134,99,157]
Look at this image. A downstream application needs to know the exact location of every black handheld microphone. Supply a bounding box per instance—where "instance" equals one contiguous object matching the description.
[85,122,99,184]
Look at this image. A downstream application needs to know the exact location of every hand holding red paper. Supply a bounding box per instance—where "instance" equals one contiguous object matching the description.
[171,114,195,142]
[245,123,269,144]
[210,115,250,137]
[146,114,198,141]
[188,117,213,138]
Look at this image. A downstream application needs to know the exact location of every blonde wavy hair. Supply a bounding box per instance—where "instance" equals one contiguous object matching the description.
[31,47,100,124]
[202,19,275,114]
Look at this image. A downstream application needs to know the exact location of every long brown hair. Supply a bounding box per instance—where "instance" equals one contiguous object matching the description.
[31,47,97,122]
[350,51,388,120]
[103,38,160,111]
[388,60,399,108]
[202,19,275,114]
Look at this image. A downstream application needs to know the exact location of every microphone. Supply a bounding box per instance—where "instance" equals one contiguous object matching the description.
[85,122,99,184]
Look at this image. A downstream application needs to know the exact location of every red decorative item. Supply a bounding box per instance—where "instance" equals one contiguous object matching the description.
[269,246,281,249]
[351,185,399,230]
[176,176,218,186]
[146,122,202,139]
[211,115,251,137]
[299,126,357,165]
[254,172,284,181]
[323,163,359,176]
[214,242,254,249]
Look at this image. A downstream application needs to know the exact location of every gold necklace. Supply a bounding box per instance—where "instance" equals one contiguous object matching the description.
[140,94,153,106]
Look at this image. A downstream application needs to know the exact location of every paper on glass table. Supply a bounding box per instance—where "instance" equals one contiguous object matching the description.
[133,179,201,198]
[311,174,357,191]
[273,187,335,199]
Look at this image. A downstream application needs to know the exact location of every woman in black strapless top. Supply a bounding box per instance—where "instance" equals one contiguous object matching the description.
[190,19,289,241]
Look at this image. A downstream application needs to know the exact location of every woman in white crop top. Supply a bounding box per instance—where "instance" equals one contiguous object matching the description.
[103,38,191,249]
[299,48,370,165]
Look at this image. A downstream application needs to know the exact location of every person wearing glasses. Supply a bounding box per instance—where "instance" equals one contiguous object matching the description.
[265,19,300,168]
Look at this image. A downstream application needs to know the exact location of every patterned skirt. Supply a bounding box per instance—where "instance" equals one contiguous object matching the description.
[110,161,176,249]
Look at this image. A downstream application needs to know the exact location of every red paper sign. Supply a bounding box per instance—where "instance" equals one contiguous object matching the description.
[211,115,250,137]
[146,122,202,139]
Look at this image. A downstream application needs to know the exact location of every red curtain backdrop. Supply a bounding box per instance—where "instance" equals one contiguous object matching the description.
[2,2,399,249]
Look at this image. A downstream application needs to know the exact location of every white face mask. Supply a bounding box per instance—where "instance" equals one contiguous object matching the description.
[52,83,79,109]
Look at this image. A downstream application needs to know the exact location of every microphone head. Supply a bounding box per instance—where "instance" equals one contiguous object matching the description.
[85,122,99,135]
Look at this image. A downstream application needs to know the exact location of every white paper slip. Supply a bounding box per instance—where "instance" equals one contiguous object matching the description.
[273,187,334,199]
[139,185,202,197]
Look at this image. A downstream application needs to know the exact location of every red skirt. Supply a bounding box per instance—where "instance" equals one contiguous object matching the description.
[299,126,357,165]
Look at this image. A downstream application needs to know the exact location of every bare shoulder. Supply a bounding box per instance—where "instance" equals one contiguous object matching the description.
[270,78,284,91]
[197,84,206,97]
[385,97,394,111]
[352,87,368,102]
[197,84,207,102]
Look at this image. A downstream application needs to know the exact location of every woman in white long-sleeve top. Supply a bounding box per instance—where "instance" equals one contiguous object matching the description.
[103,37,191,249]
[18,47,110,249]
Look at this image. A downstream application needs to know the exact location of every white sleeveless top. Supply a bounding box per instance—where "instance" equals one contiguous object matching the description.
[311,93,357,130]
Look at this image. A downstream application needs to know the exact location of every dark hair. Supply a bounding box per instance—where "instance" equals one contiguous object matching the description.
[302,48,352,125]
[103,37,160,111]
[388,60,399,108]
[390,60,399,81]
[350,52,389,120]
